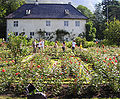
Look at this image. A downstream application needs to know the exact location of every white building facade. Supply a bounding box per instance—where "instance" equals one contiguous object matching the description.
[6,3,88,41]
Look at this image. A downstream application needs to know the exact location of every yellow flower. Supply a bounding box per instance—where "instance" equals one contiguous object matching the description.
[8,33,10,36]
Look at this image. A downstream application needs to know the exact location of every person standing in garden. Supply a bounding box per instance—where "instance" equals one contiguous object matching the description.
[54,41,58,48]
[80,42,82,51]
[72,40,76,52]
[62,41,65,52]
[41,39,45,51]
[32,39,36,53]
[38,40,42,53]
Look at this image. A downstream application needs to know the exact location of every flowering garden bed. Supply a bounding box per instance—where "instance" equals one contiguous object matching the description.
[0,40,120,98]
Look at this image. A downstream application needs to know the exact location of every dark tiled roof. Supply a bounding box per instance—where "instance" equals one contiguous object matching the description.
[6,4,88,19]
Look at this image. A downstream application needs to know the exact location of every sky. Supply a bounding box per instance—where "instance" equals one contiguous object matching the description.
[26,0,102,12]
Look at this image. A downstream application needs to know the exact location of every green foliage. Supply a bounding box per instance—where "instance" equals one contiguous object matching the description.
[85,21,96,41]
[55,29,69,42]
[0,0,25,38]
[83,41,96,48]
[77,5,93,20]
[75,37,86,46]
[7,32,30,63]
[36,29,46,40]
[66,41,72,48]
[45,40,55,46]
[93,3,106,40]
[102,0,120,21]
[104,19,120,46]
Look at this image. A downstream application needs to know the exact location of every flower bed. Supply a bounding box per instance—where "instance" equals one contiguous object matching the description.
[0,42,120,98]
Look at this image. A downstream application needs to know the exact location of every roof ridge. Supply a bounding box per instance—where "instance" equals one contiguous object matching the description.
[24,3,69,5]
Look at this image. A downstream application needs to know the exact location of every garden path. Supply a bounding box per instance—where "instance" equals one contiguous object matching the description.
[21,53,36,63]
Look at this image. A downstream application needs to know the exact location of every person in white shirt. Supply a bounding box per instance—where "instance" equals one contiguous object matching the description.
[72,40,76,52]
[41,39,45,51]
[38,40,42,53]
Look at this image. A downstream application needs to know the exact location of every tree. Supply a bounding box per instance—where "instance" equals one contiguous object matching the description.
[36,29,46,40]
[77,5,93,20]
[102,0,120,21]
[93,3,106,40]
[7,32,29,63]
[85,21,96,41]
[104,18,120,46]
[0,0,25,39]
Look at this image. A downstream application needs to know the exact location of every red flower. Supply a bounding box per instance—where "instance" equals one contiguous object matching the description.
[104,50,106,52]
[6,61,8,63]
[96,41,98,44]
[16,72,20,75]
[40,75,43,79]
[97,59,99,61]
[74,79,77,82]
[105,57,107,59]
[79,63,81,65]
[111,61,114,64]
[97,51,98,53]
[109,58,112,61]
[108,63,110,65]
[113,57,115,60]
[65,71,67,73]
[103,60,106,63]
[2,69,5,72]
[86,71,88,73]
[86,59,88,61]
[12,60,15,63]
[102,44,104,48]
[60,73,62,75]
[37,65,40,68]
[70,61,72,64]
[0,58,1,60]
[115,60,117,63]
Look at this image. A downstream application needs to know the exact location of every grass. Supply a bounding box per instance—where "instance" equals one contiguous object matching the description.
[0,96,26,99]
[0,38,2,43]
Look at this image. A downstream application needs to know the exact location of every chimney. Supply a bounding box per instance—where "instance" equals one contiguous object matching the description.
[68,2,71,5]
[35,0,39,5]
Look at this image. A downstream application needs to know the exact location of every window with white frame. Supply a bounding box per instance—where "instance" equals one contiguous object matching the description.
[14,21,18,27]
[30,32,34,38]
[75,21,80,26]
[64,21,69,26]
[14,32,18,36]
[46,21,51,26]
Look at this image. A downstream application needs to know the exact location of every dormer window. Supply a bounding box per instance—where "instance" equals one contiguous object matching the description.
[26,10,31,15]
[64,9,70,15]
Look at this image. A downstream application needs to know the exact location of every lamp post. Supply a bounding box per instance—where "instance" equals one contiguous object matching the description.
[107,4,108,23]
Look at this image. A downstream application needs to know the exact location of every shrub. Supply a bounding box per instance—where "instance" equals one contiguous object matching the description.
[75,37,86,46]
[83,41,95,48]
[66,41,72,48]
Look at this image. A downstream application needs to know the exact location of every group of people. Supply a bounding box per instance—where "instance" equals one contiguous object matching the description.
[54,40,77,52]
[32,39,79,53]
[32,39,44,53]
